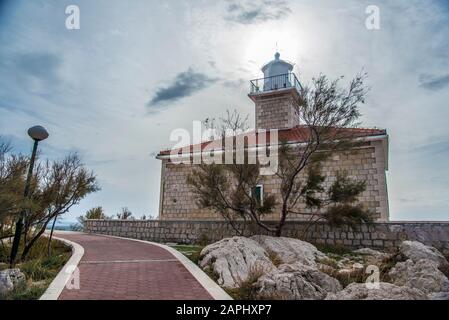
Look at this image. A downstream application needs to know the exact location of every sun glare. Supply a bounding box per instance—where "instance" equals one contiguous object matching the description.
[243,24,306,74]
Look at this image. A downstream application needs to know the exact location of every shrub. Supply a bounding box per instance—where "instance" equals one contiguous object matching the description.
[1,280,47,300]
[266,249,282,267]
[326,268,368,288]
[227,265,264,300]
[0,237,70,300]
[197,233,210,246]
[315,243,354,256]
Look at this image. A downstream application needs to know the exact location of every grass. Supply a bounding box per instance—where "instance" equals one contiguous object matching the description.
[169,244,204,264]
[0,236,71,300]
[323,267,368,288]
[316,243,356,256]
[266,249,282,267]
[317,256,340,269]
[226,265,265,300]
[169,243,224,287]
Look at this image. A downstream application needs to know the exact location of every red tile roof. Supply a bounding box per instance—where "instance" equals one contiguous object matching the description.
[157,125,386,157]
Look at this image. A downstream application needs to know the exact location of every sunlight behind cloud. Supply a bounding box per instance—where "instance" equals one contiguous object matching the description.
[243,24,303,74]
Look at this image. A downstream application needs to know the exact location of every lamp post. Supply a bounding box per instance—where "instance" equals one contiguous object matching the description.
[9,125,49,266]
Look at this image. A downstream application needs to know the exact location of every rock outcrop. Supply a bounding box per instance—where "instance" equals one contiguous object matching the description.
[199,237,275,288]
[399,241,449,269]
[389,259,449,295]
[251,235,326,267]
[325,282,428,300]
[353,248,386,258]
[352,247,390,266]
[199,236,449,300]
[257,262,342,299]
[0,268,25,295]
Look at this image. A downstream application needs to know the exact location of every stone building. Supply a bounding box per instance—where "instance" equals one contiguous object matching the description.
[156,53,390,222]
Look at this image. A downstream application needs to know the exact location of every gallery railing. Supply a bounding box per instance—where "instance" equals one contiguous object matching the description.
[250,72,301,94]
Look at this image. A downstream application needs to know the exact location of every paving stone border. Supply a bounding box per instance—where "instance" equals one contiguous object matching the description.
[40,232,85,300]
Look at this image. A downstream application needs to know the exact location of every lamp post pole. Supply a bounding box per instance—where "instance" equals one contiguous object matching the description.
[9,126,48,266]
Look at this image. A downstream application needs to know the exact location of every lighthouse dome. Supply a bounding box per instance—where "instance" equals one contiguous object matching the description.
[261,52,294,78]
[261,52,294,91]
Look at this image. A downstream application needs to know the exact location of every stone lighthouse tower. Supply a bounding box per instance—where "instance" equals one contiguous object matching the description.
[249,52,302,130]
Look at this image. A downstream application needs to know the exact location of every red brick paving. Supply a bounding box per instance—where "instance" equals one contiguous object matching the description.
[55,233,212,300]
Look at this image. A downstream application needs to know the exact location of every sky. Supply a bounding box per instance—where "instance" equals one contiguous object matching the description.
[0,0,448,223]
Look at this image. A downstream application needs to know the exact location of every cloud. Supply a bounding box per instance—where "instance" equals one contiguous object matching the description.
[13,52,62,83]
[0,52,63,97]
[419,73,449,91]
[399,197,418,203]
[222,78,245,88]
[224,0,291,24]
[148,68,217,107]
[413,140,449,155]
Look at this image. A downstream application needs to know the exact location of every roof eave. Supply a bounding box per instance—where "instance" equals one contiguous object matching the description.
[155,134,389,160]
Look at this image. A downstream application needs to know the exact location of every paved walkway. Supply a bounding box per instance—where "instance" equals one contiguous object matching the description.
[54,233,213,300]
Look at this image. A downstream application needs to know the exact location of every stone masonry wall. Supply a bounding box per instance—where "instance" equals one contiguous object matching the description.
[85,220,449,256]
[159,140,389,221]
[255,89,300,130]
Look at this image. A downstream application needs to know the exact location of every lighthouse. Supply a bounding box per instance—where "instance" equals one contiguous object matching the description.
[249,52,302,130]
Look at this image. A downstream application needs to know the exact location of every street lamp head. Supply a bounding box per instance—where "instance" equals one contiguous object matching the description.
[27,125,49,141]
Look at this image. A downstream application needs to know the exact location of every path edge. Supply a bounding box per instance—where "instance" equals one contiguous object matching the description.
[39,232,85,300]
[94,233,233,300]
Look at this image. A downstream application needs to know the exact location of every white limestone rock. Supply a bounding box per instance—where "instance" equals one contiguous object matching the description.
[389,259,449,295]
[199,236,275,288]
[0,268,25,295]
[325,282,427,300]
[352,263,365,271]
[354,248,379,256]
[354,248,388,259]
[353,248,390,266]
[256,262,342,300]
[399,241,449,268]
[251,235,327,267]
[428,291,449,300]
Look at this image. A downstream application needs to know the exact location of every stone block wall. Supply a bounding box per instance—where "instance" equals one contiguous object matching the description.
[254,89,300,130]
[85,220,449,256]
[159,139,389,221]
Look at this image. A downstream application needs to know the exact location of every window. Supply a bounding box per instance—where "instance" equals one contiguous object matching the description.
[252,184,264,205]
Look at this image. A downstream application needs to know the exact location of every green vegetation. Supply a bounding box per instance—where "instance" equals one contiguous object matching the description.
[226,266,264,300]
[116,207,133,220]
[266,249,282,267]
[169,244,203,264]
[317,256,340,269]
[77,206,108,228]
[0,138,99,264]
[315,243,356,257]
[0,237,70,300]
[225,265,285,300]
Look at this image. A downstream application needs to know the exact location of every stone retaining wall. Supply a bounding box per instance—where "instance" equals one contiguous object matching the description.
[84,220,449,256]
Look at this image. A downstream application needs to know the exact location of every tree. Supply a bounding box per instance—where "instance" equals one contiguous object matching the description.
[188,74,374,237]
[203,109,249,138]
[1,138,99,262]
[73,206,107,240]
[116,207,133,220]
[77,206,107,226]
[0,139,28,241]
[21,153,100,259]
